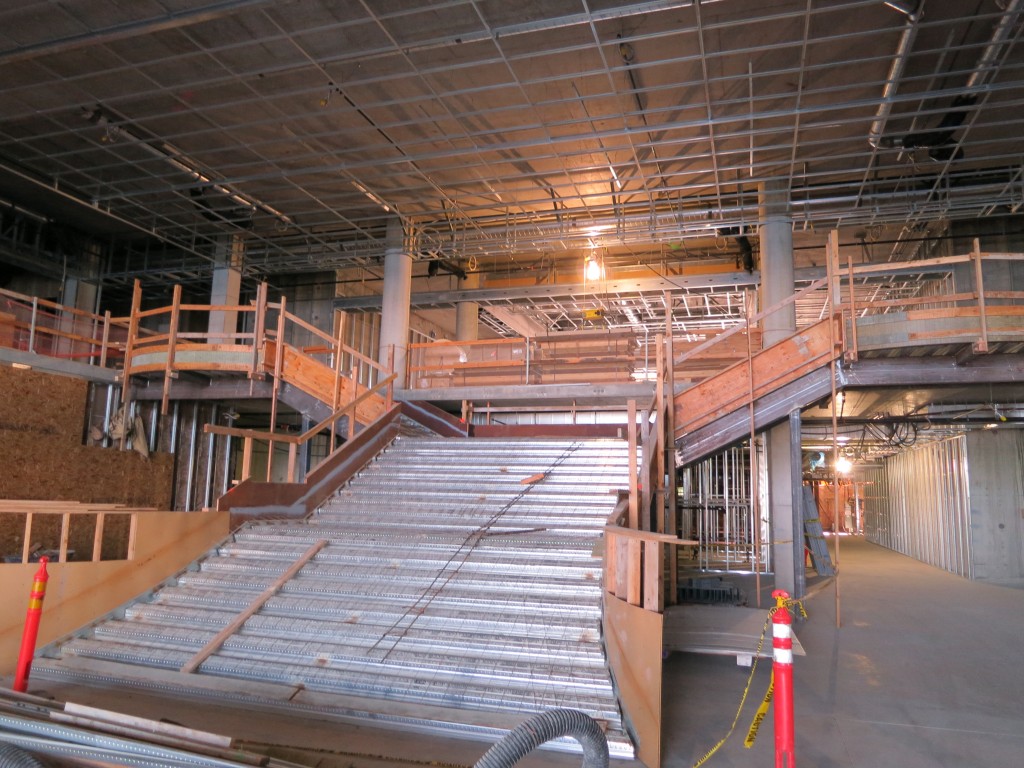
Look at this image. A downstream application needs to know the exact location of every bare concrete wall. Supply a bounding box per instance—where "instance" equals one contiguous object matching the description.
[965,428,1024,584]
[0,366,173,507]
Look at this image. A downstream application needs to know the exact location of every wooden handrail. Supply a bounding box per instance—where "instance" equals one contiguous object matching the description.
[672,276,827,367]
[204,373,396,482]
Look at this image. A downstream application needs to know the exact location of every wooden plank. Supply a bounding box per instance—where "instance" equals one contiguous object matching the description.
[181,540,328,674]
[627,539,642,606]
[127,513,138,561]
[22,513,32,563]
[520,472,546,485]
[643,540,664,613]
[605,531,618,596]
[59,512,71,562]
[674,318,838,436]
[241,437,252,481]
[604,525,698,545]
[92,512,105,562]
[615,536,629,601]
[604,595,663,768]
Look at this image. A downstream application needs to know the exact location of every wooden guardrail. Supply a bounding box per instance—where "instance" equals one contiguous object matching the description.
[0,286,132,366]
[119,280,392,416]
[0,501,153,564]
[203,373,396,483]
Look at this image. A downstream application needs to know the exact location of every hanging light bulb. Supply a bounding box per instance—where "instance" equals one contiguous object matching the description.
[835,456,853,474]
[584,253,604,282]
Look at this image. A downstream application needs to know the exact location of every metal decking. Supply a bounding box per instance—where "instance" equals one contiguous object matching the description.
[34,436,634,757]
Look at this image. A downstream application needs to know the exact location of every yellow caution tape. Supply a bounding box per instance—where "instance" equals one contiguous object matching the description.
[691,596,808,767]
[743,669,774,748]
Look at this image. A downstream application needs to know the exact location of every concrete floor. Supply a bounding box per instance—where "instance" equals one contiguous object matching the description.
[21,537,1024,768]
[664,537,1024,768]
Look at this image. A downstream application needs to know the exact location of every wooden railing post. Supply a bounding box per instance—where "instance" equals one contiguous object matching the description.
[973,238,989,353]
[241,437,253,481]
[846,248,860,361]
[287,443,298,483]
[250,282,268,379]
[119,280,143,450]
[161,283,182,415]
[92,512,105,562]
[99,310,111,368]
[348,364,359,440]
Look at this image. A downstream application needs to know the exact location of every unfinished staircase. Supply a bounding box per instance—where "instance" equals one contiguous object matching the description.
[34,435,634,757]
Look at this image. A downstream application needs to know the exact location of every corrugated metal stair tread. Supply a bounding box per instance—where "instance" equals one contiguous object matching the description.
[34,436,633,758]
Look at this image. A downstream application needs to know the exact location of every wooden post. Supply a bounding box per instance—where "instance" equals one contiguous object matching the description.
[161,283,182,416]
[663,292,678,605]
[347,364,359,440]
[846,249,859,362]
[331,311,348,444]
[120,280,143,450]
[92,512,105,562]
[22,512,33,564]
[973,238,989,353]
[250,282,268,378]
[640,407,652,531]
[287,443,298,483]
[643,540,664,612]
[241,437,253,481]
[605,530,618,596]
[267,296,286,481]
[655,334,666,535]
[59,512,71,563]
[99,311,111,368]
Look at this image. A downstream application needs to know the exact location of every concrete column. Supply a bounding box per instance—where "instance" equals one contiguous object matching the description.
[759,179,798,595]
[208,234,243,341]
[455,269,482,341]
[379,218,412,385]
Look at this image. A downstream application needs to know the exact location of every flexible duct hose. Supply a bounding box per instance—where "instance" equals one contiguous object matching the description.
[0,743,44,768]
[474,709,610,768]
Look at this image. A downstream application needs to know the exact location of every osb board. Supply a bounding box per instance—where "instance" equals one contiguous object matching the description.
[0,366,173,509]
[604,594,663,768]
[0,509,228,675]
[0,364,85,446]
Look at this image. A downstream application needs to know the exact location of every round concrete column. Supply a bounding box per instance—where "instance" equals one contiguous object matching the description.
[379,218,413,386]
[759,179,801,598]
[759,178,796,343]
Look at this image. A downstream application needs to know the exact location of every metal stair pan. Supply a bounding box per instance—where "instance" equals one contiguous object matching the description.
[34,436,634,758]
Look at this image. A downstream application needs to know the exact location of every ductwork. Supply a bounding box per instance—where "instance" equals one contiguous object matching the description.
[870,0,1024,153]
[868,1,921,149]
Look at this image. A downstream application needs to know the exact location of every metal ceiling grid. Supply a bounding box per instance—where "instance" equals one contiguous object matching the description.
[1,0,1022,272]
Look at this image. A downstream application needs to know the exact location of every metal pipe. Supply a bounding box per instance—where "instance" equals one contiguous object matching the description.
[966,0,1024,90]
[184,402,199,511]
[204,404,218,510]
[868,2,920,149]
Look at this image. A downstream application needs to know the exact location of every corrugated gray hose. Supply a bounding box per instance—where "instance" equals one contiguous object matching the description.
[474,709,610,768]
[0,743,43,768]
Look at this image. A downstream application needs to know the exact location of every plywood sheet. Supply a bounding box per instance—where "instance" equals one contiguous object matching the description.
[604,594,663,768]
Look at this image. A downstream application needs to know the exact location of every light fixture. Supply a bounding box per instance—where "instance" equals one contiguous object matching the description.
[835,456,853,474]
[584,252,604,282]
[352,181,391,212]
[11,362,31,370]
